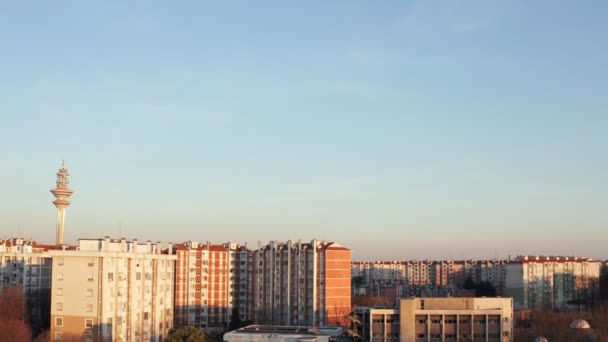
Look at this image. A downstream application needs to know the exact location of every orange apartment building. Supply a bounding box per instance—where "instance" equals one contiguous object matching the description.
[174,239,351,330]
[254,240,351,327]
[173,241,253,332]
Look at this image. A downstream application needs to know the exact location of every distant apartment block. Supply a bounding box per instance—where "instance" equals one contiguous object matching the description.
[173,241,253,332]
[49,237,176,342]
[353,256,600,310]
[505,256,601,310]
[352,259,507,298]
[0,238,59,333]
[357,297,513,342]
[254,240,351,327]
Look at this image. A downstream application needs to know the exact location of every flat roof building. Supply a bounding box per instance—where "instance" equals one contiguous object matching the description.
[49,237,176,342]
[223,325,343,342]
[357,297,513,342]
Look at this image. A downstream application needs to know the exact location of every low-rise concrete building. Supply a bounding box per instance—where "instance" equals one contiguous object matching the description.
[357,297,513,342]
[223,325,343,342]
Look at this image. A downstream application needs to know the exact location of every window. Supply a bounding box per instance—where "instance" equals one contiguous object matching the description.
[88,259,94,267]
[85,319,93,328]
[57,303,63,311]
[57,273,63,281]
[136,272,141,280]
[88,274,94,282]
[57,288,63,296]
[84,333,93,342]
[55,317,63,326]
[57,258,64,266]
[54,332,63,341]
[86,304,93,312]
[86,289,93,297]
[108,273,114,282]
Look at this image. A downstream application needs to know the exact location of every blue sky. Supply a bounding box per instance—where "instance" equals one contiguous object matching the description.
[1,1,607,260]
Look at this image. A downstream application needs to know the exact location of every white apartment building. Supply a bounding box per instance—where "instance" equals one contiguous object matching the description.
[0,238,55,333]
[49,237,176,342]
[505,256,601,310]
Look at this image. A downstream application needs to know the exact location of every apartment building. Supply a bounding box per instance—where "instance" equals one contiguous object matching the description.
[357,298,513,342]
[173,241,253,332]
[352,260,503,298]
[504,256,601,310]
[49,237,176,342]
[228,242,255,324]
[254,240,351,327]
[0,238,64,333]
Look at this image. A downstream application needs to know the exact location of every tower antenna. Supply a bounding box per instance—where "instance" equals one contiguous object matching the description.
[51,162,74,245]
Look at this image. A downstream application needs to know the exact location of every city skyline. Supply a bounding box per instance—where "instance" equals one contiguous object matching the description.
[1,1,607,260]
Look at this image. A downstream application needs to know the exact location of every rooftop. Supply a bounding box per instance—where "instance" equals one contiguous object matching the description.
[224,325,343,336]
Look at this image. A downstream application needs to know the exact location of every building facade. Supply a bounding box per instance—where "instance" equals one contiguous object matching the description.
[254,240,351,327]
[173,241,253,332]
[352,260,507,299]
[49,237,176,342]
[353,256,600,311]
[357,298,514,342]
[0,238,57,333]
[174,239,351,331]
[504,256,601,310]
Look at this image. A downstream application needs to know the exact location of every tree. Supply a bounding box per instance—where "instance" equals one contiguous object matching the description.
[346,306,362,342]
[600,264,608,304]
[0,286,31,342]
[352,294,389,307]
[463,276,476,290]
[0,286,27,321]
[475,281,497,297]
[229,307,242,331]
[167,325,206,342]
[462,277,497,297]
